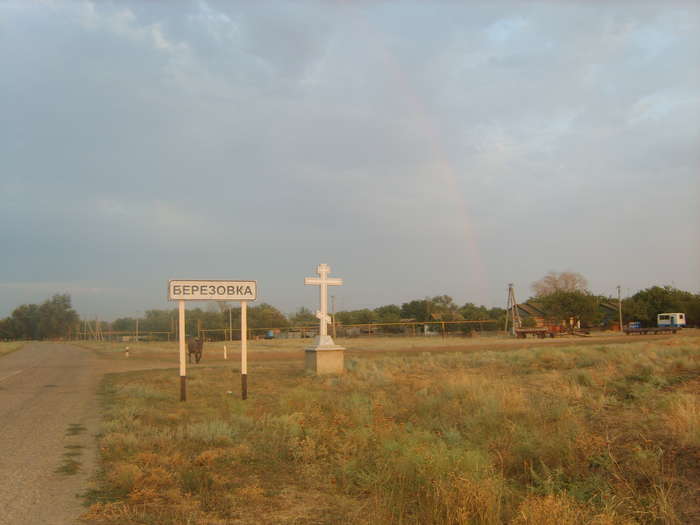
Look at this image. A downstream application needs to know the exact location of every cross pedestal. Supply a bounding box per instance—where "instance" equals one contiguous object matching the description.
[304,263,344,374]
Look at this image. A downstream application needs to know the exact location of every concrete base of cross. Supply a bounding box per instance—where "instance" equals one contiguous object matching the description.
[305,335,345,374]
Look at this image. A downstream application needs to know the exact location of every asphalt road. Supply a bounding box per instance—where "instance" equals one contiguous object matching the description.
[0,343,109,525]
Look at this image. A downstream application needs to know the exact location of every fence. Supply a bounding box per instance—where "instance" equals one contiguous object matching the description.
[75,330,173,342]
[76,320,498,342]
[200,319,498,341]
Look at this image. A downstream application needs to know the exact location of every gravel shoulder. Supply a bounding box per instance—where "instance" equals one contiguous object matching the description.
[0,343,172,525]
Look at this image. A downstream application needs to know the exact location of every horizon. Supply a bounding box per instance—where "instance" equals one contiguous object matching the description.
[2,278,693,323]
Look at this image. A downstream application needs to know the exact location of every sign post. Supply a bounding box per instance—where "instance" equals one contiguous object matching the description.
[241,300,248,400]
[168,280,256,401]
[178,299,186,401]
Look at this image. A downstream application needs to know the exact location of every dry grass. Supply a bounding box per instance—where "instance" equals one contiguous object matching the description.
[75,335,515,357]
[0,341,26,358]
[74,331,642,364]
[84,335,700,524]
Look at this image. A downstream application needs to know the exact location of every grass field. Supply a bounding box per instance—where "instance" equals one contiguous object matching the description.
[83,336,699,524]
[0,341,26,358]
[76,334,511,356]
[75,331,632,361]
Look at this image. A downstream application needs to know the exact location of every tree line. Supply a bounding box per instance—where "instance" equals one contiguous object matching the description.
[108,296,505,337]
[526,272,700,329]
[1,276,698,340]
[0,294,79,340]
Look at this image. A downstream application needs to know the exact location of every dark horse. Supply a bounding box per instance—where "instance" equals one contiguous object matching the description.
[187,337,203,364]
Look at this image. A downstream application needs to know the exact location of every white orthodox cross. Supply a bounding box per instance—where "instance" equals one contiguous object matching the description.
[304,263,343,338]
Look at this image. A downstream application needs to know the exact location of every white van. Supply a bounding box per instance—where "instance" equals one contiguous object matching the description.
[657,313,686,328]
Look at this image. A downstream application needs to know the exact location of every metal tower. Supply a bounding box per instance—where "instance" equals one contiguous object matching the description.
[504,283,522,336]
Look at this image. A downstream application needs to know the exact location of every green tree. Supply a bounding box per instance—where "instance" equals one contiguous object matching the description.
[623,285,700,326]
[459,303,504,332]
[374,304,401,323]
[142,309,176,331]
[538,290,600,331]
[460,303,489,321]
[0,317,18,339]
[289,307,316,326]
[249,303,289,329]
[400,299,430,322]
[10,303,41,339]
[334,309,377,325]
[36,294,79,339]
[429,295,463,321]
[350,309,377,324]
[112,317,136,331]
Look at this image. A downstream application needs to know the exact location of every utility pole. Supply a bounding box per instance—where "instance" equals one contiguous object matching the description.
[135,318,139,342]
[617,285,623,332]
[505,283,521,336]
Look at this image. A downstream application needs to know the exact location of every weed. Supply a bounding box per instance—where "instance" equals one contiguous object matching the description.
[55,458,81,475]
[66,423,86,436]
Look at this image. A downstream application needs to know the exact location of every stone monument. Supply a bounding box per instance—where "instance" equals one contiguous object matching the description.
[304,263,345,374]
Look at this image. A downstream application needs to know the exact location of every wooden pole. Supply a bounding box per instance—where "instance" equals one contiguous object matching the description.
[178,300,186,401]
[617,285,623,331]
[241,301,248,400]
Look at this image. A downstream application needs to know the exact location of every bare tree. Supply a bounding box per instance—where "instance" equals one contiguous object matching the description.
[532,271,589,297]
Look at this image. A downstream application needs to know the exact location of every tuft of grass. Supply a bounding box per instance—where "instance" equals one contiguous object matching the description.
[57,441,84,476]
[185,420,237,445]
[663,393,700,446]
[55,458,81,475]
[66,423,86,436]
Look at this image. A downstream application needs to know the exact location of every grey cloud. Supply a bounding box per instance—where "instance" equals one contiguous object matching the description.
[0,1,698,318]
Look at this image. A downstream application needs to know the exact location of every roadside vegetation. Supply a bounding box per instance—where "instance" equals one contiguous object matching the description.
[83,336,699,524]
[74,332,634,364]
[0,341,26,358]
[74,334,525,361]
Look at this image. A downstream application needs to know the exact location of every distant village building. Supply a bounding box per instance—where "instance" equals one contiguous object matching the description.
[516,301,620,330]
[516,303,548,328]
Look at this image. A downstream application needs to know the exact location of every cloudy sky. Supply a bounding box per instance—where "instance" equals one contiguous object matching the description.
[1,1,698,319]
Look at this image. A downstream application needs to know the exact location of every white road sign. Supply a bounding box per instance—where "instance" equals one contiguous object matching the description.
[168,280,257,301]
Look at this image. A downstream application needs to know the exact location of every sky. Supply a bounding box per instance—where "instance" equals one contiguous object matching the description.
[1,1,699,320]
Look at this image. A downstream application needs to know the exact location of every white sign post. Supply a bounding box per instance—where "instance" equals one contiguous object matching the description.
[178,299,186,400]
[304,264,345,374]
[168,280,256,401]
[241,300,248,399]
